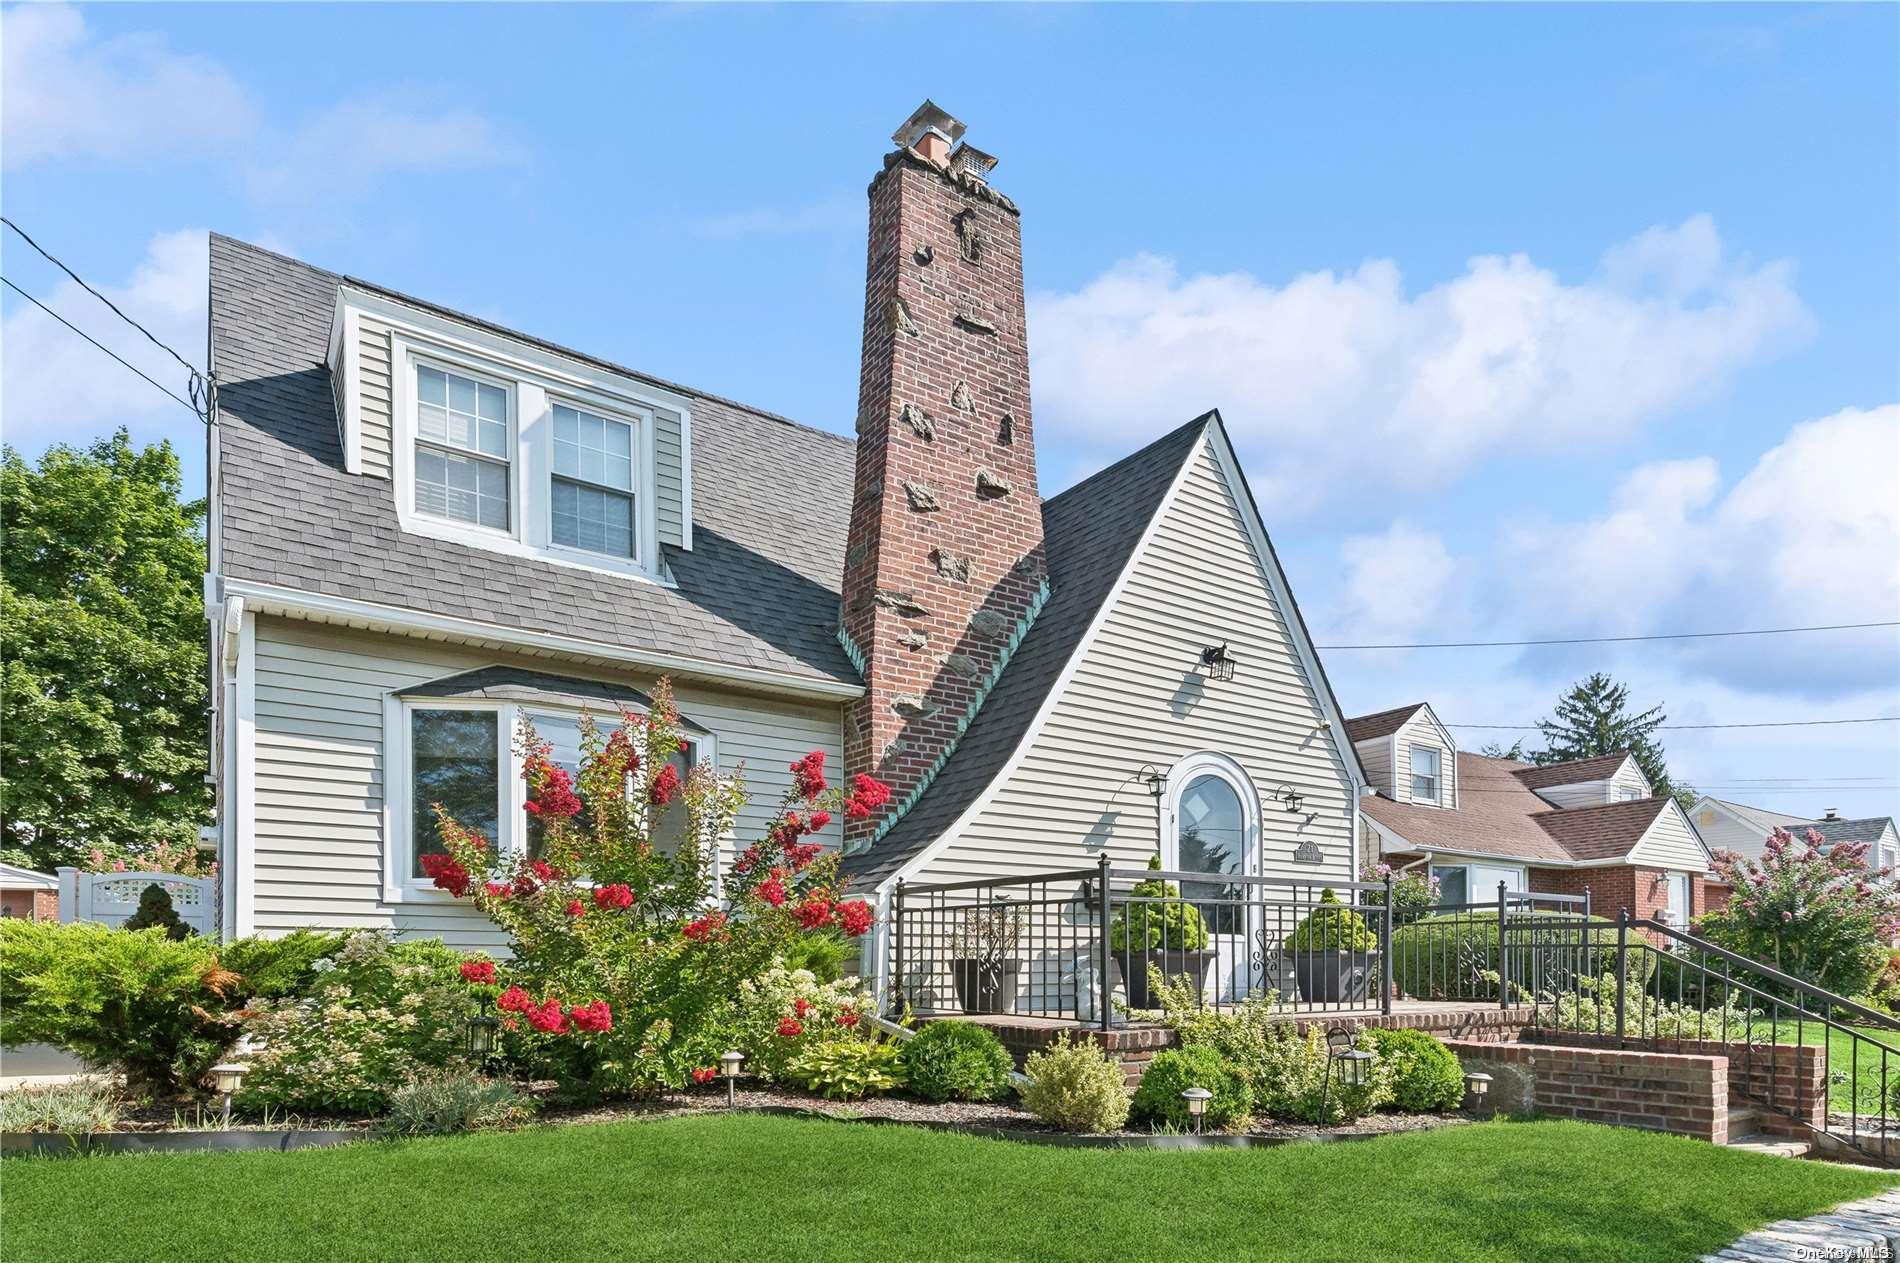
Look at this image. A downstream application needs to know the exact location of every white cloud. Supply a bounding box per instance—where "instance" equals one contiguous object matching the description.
[1,230,207,451]
[245,99,513,204]
[1029,216,1812,510]
[688,195,859,240]
[1,4,255,166]
[1328,522,1466,648]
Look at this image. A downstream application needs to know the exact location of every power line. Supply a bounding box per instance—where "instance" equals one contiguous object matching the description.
[2,216,202,378]
[1319,621,1900,650]
[1,275,200,419]
[1448,717,1900,732]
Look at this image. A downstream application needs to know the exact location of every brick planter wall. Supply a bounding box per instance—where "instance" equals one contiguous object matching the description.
[1446,1039,1729,1142]
[1523,1028,1826,1138]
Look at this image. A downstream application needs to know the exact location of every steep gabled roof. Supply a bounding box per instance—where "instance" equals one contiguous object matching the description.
[1511,752,1635,790]
[1344,704,1429,744]
[839,416,1213,890]
[209,234,860,691]
[1531,796,1670,862]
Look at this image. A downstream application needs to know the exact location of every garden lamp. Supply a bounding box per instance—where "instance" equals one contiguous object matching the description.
[1465,1072,1493,1117]
[209,1061,248,1127]
[720,1050,745,1107]
[466,1006,500,1059]
[1317,1026,1372,1127]
[1181,1086,1212,1135]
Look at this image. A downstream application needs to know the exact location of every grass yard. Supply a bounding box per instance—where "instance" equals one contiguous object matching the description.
[1776,1021,1900,1116]
[4,1115,1895,1263]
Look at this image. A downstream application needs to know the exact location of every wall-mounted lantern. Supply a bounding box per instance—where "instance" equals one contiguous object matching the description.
[1137,764,1167,799]
[1198,644,1237,683]
[1273,785,1306,815]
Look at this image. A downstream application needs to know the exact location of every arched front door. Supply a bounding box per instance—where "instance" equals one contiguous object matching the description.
[1161,754,1261,1001]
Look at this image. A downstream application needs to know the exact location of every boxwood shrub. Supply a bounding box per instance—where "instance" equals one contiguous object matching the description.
[1130,1045,1252,1131]
[1019,1034,1129,1134]
[900,1021,1014,1103]
[1365,1027,1465,1112]
[1389,910,1650,1002]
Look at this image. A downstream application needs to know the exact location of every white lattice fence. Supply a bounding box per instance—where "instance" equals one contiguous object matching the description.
[56,868,215,936]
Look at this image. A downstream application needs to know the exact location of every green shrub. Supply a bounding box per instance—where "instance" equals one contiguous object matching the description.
[1545,974,1764,1042]
[121,884,191,940]
[779,929,856,984]
[900,1021,1014,1103]
[1108,854,1208,952]
[1389,911,1648,1002]
[218,929,348,1000]
[1130,1046,1252,1131]
[1249,1024,1392,1123]
[1019,1034,1129,1134]
[1284,889,1376,953]
[0,919,236,1094]
[0,1081,120,1137]
[236,932,474,1116]
[731,963,878,1083]
[376,1072,535,1138]
[784,1038,906,1100]
[1365,1028,1464,1112]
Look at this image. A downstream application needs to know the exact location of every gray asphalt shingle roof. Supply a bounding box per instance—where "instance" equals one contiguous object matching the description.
[1796,817,1899,848]
[839,415,1214,890]
[209,234,860,689]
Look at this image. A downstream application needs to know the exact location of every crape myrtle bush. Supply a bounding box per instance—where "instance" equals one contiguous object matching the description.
[426,680,886,1101]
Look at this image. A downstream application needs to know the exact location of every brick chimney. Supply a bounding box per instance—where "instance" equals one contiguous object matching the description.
[840,102,1048,845]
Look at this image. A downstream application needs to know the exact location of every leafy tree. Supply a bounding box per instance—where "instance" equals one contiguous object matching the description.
[1701,829,1898,997]
[1531,672,1696,810]
[1,432,209,872]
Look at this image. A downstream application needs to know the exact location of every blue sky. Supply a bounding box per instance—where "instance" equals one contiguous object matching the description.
[4,2,1896,822]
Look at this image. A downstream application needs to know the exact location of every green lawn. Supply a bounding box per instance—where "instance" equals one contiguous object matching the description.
[4,1115,1894,1263]
[1773,1021,1900,1115]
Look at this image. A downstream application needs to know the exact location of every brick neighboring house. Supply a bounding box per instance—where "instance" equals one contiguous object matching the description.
[1350,703,1715,929]
[0,863,59,921]
[204,101,1368,972]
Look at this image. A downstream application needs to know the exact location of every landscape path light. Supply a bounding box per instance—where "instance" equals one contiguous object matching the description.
[1181,1086,1213,1135]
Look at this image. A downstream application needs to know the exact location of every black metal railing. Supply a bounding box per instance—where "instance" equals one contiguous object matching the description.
[888,862,1587,1025]
[1520,913,1900,1163]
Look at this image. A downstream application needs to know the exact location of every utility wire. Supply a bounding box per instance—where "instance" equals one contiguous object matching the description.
[1318,621,1900,650]
[1,275,200,419]
[1448,717,1900,732]
[3,216,202,377]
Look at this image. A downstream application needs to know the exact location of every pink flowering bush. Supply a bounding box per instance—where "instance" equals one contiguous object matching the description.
[1359,860,1441,925]
[1701,828,1900,998]
[426,679,883,1100]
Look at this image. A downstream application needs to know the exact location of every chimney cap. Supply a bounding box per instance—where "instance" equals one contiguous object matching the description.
[1824,808,1841,821]
[948,142,998,182]
[893,100,966,151]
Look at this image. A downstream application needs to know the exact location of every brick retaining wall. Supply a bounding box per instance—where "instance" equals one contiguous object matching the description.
[1446,1039,1729,1142]
[1523,1029,1826,1138]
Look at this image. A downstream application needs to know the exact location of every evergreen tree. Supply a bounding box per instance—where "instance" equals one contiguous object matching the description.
[1478,739,1527,760]
[1532,672,1696,810]
[1,432,209,871]
[121,882,192,940]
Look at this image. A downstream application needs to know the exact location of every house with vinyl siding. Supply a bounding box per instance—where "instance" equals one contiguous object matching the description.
[205,102,1365,979]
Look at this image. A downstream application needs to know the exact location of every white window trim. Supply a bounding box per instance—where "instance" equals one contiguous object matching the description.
[1428,860,1528,905]
[1159,751,1262,880]
[1409,744,1442,807]
[384,325,677,586]
[380,691,717,905]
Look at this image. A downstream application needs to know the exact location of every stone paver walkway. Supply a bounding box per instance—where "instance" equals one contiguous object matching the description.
[1706,1189,1900,1261]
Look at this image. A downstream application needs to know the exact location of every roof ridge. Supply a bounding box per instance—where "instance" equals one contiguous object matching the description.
[1044,412,1214,511]
[209,232,854,451]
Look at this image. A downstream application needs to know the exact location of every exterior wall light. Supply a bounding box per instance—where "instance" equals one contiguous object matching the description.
[1273,785,1306,815]
[1137,764,1167,798]
[1180,1086,1213,1134]
[720,1049,745,1107]
[209,1061,248,1127]
[1198,644,1237,682]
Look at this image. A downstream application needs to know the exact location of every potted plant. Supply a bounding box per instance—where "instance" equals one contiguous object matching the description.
[949,903,1026,1014]
[1282,888,1378,1003]
[1108,855,1214,1011]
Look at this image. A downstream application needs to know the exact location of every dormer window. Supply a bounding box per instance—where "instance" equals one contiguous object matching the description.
[415,363,512,531]
[551,403,638,560]
[1410,746,1441,804]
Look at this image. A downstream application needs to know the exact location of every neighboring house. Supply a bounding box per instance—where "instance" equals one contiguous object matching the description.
[1689,797,1899,869]
[204,102,1365,966]
[0,863,59,921]
[1352,703,1714,928]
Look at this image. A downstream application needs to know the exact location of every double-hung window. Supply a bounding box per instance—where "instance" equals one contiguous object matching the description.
[414,364,511,531]
[551,403,638,561]
[1410,745,1441,804]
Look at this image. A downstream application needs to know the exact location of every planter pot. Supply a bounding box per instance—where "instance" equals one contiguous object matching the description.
[1112,948,1216,1011]
[950,958,1022,1014]
[1286,951,1376,1003]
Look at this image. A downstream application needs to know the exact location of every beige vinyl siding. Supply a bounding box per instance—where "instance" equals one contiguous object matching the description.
[1607,759,1652,801]
[911,439,1355,888]
[356,318,394,479]
[1393,713,1455,808]
[654,406,686,549]
[1630,805,1711,872]
[1535,780,1614,810]
[248,616,842,947]
[1355,739,1394,799]
[1691,803,1775,858]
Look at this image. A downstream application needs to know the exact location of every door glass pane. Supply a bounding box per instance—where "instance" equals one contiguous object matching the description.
[1177,774,1245,933]
[411,709,499,878]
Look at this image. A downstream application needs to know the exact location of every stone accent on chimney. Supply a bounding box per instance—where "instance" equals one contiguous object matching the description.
[840,106,1048,846]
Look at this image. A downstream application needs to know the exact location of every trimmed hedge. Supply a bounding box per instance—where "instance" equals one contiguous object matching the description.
[1366,1027,1465,1112]
[901,1022,1014,1103]
[1390,910,1651,1002]
[1130,1046,1252,1131]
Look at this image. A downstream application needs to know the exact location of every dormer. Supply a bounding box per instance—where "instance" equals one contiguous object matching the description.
[326,286,692,583]
[1512,752,1650,808]
[1344,702,1459,809]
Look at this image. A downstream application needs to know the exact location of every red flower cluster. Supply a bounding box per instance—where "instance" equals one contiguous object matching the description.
[484,882,511,900]
[529,859,560,883]
[793,996,813,1018]
[459,959,497,986]
[568,1000,613,1033]
[776,1017,804,1037]
[691,1067,717,1085]
[564,899,586,917]
[733,844,761,876]
[592,883,634,911]
[843,774,892,820]
[790,750,827,801]
[794,895,834,930]
[522,762,583,819]
[649,762,682,807]
[756,872,788,908]
[836,1010,860,1029]
[784,841,824,872]
[683,912,728,942]
[836,899,875,937]
[420,853,471,898]
[497,986,532,1012]
[527,998,568,1034]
